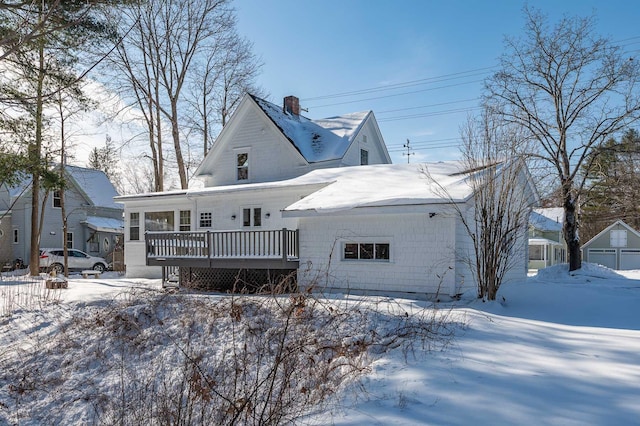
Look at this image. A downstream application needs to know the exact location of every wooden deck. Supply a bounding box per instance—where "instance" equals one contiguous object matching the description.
[145,228,299,269]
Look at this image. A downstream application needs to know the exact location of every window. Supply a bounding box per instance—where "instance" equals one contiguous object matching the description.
[65,232,73,250]
[53,190,61,208]
[360,149,369,165]
[237,152,249,180]
[243,207,261,227]
[343,242,389,261]
[362,135,367,143]
[130,212,140,241]
[611,229,627,247]
[529,245,544,261]
[199,212,212,228]
[179,210,191,231]
[145,211,174,232]
[13,228,18,244]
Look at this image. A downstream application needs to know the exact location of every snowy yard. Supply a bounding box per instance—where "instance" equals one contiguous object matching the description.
[1,265,639,425]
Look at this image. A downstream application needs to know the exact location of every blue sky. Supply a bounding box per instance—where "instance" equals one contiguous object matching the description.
[234,0,640,164]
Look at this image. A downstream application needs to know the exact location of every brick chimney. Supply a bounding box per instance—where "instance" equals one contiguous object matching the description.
[283,95,300,116]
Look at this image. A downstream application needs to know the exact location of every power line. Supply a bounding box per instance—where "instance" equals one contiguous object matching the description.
[300,66,498,102]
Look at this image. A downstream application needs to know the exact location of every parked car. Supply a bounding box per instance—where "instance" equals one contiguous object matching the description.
[39,248,108,273]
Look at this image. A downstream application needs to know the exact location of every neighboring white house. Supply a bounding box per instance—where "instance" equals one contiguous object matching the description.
[115,94,535,298]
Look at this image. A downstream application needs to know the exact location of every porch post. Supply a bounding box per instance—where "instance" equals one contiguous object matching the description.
[282,228,287,263]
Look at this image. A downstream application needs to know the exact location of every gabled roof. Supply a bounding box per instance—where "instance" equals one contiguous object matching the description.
[534,207,564,225]
[530,210,562,232]
[8,165,121,210]
[251,95,371,163]
[582,219,640,248]
[65,165,121,209]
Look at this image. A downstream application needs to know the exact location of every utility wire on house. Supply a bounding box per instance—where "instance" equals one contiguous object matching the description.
[403,139,415,164]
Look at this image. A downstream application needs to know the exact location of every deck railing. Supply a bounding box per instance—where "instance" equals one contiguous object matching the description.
[145,228,299,263]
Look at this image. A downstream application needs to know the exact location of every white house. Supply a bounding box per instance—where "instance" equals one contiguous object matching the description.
[115,94,535,298]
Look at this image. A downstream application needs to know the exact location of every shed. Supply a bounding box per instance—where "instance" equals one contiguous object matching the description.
[582,220,640,270]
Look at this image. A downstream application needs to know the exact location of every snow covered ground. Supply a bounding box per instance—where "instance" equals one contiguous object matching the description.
[1,264,639,425]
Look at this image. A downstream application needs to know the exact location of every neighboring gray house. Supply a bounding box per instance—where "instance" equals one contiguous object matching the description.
[0,165,124,268]
[528,207,566,270]
[582,220,640,270]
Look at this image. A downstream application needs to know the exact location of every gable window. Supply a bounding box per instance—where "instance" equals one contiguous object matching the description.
[179,210,191,231]
[343,242,390,261]
[13,228,18,244]
[199,212,212,228]
[53,190,62,208]
[242,207,261,227]
[129,212,140,241]
[237,152,249,180]
[360,149,369,165]
[611,230,627,247]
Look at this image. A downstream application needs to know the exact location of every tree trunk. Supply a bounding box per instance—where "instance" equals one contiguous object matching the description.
[563,187,582,271]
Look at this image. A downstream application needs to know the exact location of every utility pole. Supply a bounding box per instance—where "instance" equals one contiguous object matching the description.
[403,139,414,164]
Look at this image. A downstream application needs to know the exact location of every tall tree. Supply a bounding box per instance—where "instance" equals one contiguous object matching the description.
[110,0,263,190]
[0,1,117,275]
[485,7,640,271]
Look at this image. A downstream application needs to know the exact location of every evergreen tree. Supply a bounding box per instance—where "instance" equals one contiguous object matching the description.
[582,129,640,240]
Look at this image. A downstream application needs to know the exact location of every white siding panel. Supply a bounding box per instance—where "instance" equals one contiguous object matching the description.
[297,213,458,296]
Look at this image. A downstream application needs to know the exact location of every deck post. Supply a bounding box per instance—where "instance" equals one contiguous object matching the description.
[282,228,287,263]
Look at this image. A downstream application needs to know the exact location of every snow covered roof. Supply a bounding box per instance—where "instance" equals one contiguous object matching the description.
[252,95,370,163]
[534,207,564,225]
[530,210,562,232]
[283,161,475,215]
[117,161,476,211]
[84,216,124,234]
[65,165,121,209]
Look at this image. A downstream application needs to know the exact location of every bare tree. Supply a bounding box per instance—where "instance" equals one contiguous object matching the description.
[484,7,640,271]
[109,0,259,190]
[424,111,537,300]
[188,33,265,156]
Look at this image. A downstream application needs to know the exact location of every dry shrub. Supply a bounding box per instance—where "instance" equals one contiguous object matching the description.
[1,282,456,425]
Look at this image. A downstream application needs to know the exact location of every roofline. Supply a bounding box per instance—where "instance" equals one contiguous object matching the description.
[282,200,465,218]
[582,219,640,248]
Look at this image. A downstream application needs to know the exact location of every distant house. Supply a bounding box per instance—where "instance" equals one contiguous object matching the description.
[115,94,536,298]
[0,165,124,268]
[582,220,640,270]
[528,207,566,270]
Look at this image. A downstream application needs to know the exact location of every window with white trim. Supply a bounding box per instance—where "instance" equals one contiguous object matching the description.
[65,232,73,249]
[343,242,390,261]
[179,210,191,231]
[199,211,213,228]
[242,207,261,227]
[360,149,369,165]
[237,152,249,181]
[53,190,62,208]
[129,212,140,241]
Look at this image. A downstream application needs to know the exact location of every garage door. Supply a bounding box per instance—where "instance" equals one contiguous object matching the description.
[588,249,616,269]
[620,249,640,270]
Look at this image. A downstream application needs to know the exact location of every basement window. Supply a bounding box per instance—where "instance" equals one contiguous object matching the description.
[343,242,390,261]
